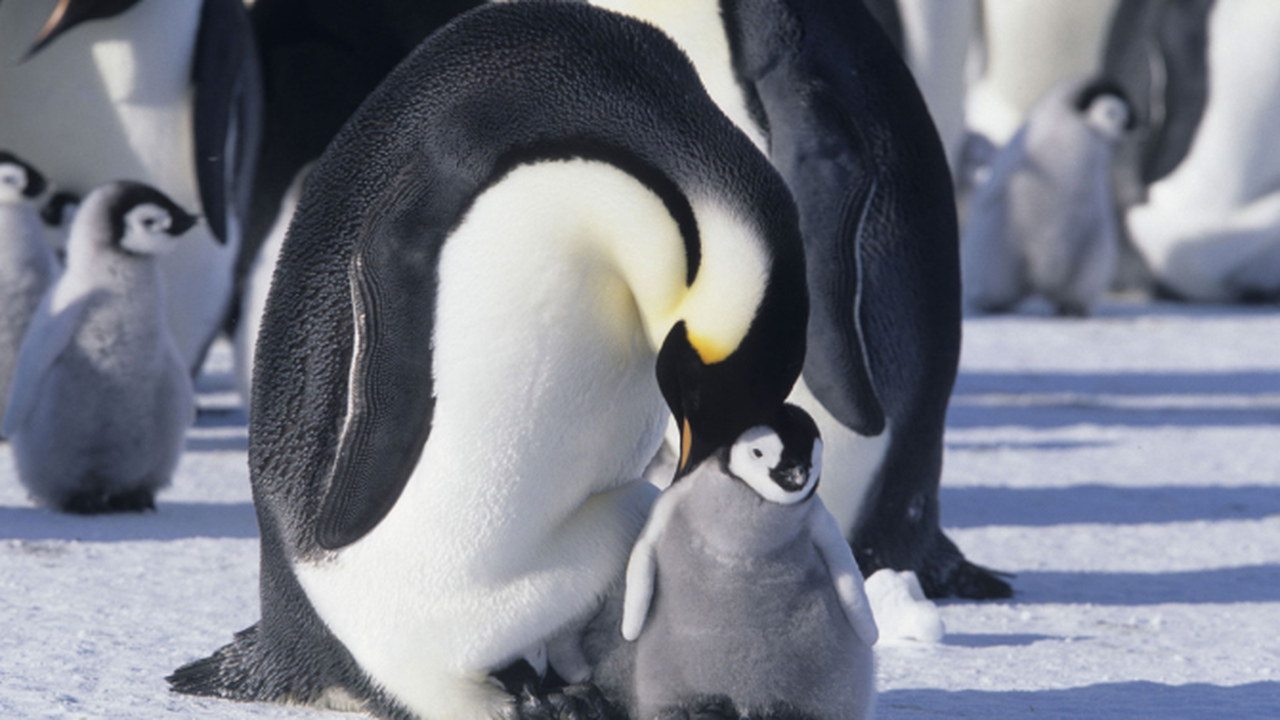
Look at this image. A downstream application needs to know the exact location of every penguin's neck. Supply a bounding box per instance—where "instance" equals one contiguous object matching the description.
[62,233,163,307]
[0,203,51,271]
[461,158,770,365]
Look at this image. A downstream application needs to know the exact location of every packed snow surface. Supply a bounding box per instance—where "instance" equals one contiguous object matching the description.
[2,300,1277,718]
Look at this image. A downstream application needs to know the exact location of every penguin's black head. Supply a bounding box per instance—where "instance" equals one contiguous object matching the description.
[0,150,48,201]
[92,181,199,256]
[1074,79,1137,138]
[24,0,145,59]
[656,307,807,482]
[720,403,822,505]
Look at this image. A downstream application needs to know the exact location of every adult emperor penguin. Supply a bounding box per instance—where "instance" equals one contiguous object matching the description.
[588,0,1010,598]
[169,4,808,719]
[963,78,1134,317]
[1108,0,1280,302]
[2,181,198,513]
[0,151,59,426]
[619,404,877,720]
[0,0,261,373]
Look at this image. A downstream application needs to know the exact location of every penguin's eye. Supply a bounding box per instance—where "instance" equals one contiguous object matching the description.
[751,448,763,459]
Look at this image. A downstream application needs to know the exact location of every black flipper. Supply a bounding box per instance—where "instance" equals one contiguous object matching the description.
[314,184,451,549]
[193,0,262,246]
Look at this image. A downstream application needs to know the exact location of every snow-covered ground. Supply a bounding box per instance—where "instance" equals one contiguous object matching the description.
[2,300,1277,718]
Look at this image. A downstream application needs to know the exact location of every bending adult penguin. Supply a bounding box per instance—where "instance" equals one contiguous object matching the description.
[963,78,1134,317]
[169,4,808,719]
[0,151,59,426]
[3,181,198,513]
[590,0,1009,598]
[0,0,261,373]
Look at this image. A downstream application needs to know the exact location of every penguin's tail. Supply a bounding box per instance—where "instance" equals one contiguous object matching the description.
[167,624,265,700]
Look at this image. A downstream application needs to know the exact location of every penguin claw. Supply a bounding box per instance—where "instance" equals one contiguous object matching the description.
[506,680,614,720]
[655,696,741,720]
[61,487,156,514]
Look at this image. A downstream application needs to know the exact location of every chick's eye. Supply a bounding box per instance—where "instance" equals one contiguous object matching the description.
[751,448,763,459]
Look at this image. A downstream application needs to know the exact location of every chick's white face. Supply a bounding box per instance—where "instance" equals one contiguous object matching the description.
[0,163,28,203]
[1085,95,1131,140]
[728,425,822,505]
[120,203,179,255]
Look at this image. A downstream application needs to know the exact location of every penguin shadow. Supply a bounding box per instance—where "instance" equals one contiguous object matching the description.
[877,681,1280,719]
[947,368,1280,429]
[942,633,1068,648]
[0,501,258,542]
[1014,564,1280,606]
[939,484,1280,528]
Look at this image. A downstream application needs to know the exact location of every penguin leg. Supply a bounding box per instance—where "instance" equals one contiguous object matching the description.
[852,428,1014,600]
[60,484,155,514]
[105,487,158,512]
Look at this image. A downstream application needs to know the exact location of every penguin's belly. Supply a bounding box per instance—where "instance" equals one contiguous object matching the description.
[789,378,892,537]
[638,535,861,718]
[295,208,668,714]
[0,0,235,369]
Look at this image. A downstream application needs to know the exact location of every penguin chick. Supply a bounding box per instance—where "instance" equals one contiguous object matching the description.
[0,151,59,427]
[622,404,878,720]
[962,78,1135,317]
[3,181,198,513]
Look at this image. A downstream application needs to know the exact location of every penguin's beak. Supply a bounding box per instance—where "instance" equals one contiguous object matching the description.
[25,0,144,60]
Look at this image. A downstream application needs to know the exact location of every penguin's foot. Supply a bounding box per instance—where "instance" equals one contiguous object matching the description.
[653,696,740,719]
[510,682,614,720]
[856,528,1013,600]
[494,663,614,720]
[61,487,156,514]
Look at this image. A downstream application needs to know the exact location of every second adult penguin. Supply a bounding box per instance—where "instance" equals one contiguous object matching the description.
[3,182,198,513]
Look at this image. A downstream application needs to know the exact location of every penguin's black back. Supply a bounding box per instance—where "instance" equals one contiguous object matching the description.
[251,1,804,556]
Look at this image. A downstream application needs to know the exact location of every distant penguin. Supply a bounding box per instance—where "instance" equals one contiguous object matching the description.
[233,164,310,406]
[620,404,877,720]
[0,0,261,373]
[969,0,1121,144]
[242,0,483,296]
[1114,0,1280,303]
[963,78,1134,317]
[0,151,58,426]
[169,4,808,718]
[591,0,1010,598]
[2,181,198,513]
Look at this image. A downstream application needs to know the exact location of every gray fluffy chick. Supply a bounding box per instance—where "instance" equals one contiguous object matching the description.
[963,77,1134,317]
[0,150,58,425]
[621,404,878,720]
[3,181,198,513]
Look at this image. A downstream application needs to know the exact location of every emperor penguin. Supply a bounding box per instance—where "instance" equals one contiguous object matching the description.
[589,0,1010,598]
[0,0,261,373]
[619,404,877,720]
[2,181,198,514]
[1110,0,1280,303]
[962,78,1135,317]
[169,4,808,719]
[0,151,59,426]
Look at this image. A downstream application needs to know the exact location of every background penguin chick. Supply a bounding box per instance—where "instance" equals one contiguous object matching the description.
[0,150,59,428]
[962,77,1134,317]
[2,181,198,513]
[621,404,877,720]
[39,191,81,263]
